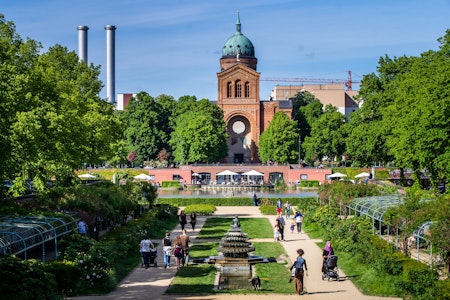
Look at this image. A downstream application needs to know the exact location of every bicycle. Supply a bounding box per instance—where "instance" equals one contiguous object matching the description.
[257,198,273,206]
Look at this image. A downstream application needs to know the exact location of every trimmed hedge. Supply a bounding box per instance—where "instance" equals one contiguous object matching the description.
[156,196,317,207]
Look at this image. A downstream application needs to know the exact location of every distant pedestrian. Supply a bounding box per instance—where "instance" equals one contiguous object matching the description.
[179,229,191,266]
[290,248,308,295]
[277,216,286,241]
[162,231,172,269]
[276,198,283,218]
[189,212,197,231]
[273,224,280,241]
[285,201,291,219]
[290,218,296,234]
[140,235,154,269]
[295,211,303,233]
[179,210,187,231]
[253,193,258,206]
[78,220,87,236]
[322,241,334,274]
[173,235,183,270]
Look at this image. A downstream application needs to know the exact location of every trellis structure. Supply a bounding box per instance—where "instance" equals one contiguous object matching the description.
[346,195,436,269]
[346,195,404,237]
[0,215,77,261]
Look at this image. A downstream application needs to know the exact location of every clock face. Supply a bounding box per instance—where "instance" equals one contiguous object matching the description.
[232,121,246,134]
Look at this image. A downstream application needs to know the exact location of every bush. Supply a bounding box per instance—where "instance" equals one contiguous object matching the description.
[161,180,182,188]
[299,180,320,187]
[0,256,59,300]
[183,204,216,215]
[399,264,439,299]
[259,205,276,215]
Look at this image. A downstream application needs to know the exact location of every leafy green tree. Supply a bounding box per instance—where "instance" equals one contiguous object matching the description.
[6,47,120,192]
[122,92,175,164]
[382,31,450,185]
[346,55,415,167]
[290,90,317,122]
[170,99,228,163]
[303,105,347,163]
[258,111,299,163]
[0,16,41,180]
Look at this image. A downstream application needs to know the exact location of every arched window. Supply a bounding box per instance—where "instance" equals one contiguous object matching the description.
[245,82,250,98]
[227,82,232,98]
[235,80,242,98]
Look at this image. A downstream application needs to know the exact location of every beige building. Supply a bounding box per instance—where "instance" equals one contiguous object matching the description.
[270,84,359,118]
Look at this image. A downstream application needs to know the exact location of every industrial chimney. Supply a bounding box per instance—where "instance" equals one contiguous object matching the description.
[77,25,89,62]
[105,25,116,104]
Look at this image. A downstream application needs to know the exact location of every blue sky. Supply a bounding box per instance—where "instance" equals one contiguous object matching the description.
[2,0,449,101]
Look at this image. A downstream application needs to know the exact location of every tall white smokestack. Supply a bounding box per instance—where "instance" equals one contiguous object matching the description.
[105,25,116,104]
[77,25,89,62]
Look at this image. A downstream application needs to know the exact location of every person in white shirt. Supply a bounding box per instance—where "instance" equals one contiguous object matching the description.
[140,235,154,269]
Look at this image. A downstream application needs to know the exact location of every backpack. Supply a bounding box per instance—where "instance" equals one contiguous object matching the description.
[163,237,171,246]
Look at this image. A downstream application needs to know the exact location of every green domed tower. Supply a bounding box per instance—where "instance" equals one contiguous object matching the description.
[220,12,258,71]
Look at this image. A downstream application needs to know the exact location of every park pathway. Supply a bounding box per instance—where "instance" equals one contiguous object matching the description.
[69,206,400,300]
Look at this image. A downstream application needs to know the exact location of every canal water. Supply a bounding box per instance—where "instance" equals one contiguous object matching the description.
[157,188,317,198]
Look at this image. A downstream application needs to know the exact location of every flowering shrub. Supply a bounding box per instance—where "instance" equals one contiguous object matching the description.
[74,245,112,287]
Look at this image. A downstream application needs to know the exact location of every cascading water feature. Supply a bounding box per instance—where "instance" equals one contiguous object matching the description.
[215,216,258,289]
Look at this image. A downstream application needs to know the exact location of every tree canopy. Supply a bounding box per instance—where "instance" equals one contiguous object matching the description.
[258,111,299,164]
[169,99,228,163]
[0,16,122,193]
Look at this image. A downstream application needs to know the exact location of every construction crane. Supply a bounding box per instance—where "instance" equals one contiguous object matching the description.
[261,70,359,91]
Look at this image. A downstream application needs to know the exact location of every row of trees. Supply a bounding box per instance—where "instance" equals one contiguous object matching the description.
[1,13,448,194]
[291,30,450,188]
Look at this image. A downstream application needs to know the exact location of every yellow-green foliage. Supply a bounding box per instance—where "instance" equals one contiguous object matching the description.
[77,169,145,181]
[183,204,216,215]
[161,180,182,188]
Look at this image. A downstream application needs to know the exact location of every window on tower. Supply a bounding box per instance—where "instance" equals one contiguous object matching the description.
[245,82,250,97]
[235,80,242,98]
[227,82,232,98]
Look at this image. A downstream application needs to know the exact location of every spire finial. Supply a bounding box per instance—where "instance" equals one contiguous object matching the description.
[236,11,241,33]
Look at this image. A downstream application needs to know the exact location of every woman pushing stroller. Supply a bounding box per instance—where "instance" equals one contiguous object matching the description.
[322,241,334,273]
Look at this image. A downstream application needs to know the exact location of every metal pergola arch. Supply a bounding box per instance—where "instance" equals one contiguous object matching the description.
[0,215,77,261]
[346,196,437,269]
[346,195,404,239]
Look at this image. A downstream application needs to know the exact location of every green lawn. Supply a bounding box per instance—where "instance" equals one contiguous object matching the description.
[168,216,294,295]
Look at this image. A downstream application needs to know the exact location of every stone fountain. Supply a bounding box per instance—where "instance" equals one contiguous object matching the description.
[215,216,258,289]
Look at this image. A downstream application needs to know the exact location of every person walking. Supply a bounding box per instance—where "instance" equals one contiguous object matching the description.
[277,216,286,241]
[253,193,258,206]
[290,218,296,234]
[273,224,280,242]
[172,235,183,270]
[290,248,308,295]
[139,235,154,269]
[276,198,283,218]
[78,220,87,236]
[179,229,191,266]
[295,211,303,233]
[284,201,291,219]
[162,231,172,269]
[322,241,334,274]
[189,212,197,232]
[179,210,187,231]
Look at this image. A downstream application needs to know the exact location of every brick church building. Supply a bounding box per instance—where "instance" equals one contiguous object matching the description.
[216,13,292,163]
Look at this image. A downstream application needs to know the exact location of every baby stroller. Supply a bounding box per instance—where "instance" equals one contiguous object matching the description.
[141,248,158,268]
[322,255,339,281]
[148,248,158,267]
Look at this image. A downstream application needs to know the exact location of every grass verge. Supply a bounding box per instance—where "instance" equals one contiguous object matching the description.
[303,222,401,297]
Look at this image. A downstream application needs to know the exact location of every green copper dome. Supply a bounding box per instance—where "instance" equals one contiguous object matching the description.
[222,12,255,58]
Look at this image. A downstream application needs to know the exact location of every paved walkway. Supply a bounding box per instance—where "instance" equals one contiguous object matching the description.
[70,206,400,300]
